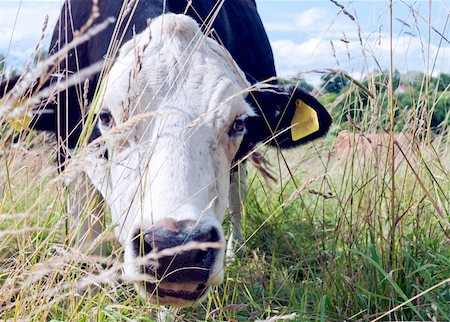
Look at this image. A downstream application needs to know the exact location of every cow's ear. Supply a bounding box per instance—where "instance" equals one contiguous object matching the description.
[236,85,332,159]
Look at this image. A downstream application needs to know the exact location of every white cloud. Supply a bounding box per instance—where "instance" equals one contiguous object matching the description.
[271,32,450,85]
[265,6,356,39]
[296,7,331,30]
[264,22,295,32]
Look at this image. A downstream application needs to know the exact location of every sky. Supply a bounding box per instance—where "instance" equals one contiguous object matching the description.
[1,0,450,85]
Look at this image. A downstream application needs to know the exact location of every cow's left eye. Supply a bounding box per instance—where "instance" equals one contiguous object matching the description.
[229,114,248,137]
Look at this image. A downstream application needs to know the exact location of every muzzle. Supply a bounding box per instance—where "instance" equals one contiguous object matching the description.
[132,218,222,305]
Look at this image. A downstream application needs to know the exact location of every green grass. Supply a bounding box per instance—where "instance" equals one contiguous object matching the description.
[238,148,449,321]
[2,121,448,321]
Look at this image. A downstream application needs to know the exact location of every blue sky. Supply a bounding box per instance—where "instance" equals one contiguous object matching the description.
[1,1,450,85]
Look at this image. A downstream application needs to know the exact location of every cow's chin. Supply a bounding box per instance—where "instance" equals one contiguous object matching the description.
[135,282,211,307]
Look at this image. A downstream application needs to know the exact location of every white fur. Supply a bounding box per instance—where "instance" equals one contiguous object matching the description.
[85,14,252,305]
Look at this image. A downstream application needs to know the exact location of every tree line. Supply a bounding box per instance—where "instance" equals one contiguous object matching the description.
[316,70,448,133]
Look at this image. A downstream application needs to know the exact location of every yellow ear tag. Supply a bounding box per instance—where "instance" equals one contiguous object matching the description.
[7,113,32,132]
[291,99,320,141]
[5,102,33,132]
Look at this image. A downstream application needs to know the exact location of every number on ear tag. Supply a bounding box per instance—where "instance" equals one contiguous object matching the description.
[291,99,319,141]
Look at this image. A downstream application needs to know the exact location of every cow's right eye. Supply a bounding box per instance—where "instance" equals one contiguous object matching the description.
[229,114,248,137]
[99,109,112,127]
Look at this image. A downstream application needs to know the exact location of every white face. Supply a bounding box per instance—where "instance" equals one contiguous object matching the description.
[85,14,253,306]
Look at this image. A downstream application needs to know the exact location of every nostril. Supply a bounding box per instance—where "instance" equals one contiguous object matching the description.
[209,227,219,243]
[132,232,154,257]
[193,227,220,264]
[195,226,219,243]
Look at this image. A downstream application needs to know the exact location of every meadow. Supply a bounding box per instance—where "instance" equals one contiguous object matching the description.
[0,1,449,321]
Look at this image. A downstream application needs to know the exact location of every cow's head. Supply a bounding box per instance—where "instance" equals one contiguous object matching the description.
[86,14,332,306]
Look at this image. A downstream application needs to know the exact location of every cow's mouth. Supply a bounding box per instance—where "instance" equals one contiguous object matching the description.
[140,281,209,305]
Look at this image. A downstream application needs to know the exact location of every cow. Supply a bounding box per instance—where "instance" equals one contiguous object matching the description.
[0,0,332,307]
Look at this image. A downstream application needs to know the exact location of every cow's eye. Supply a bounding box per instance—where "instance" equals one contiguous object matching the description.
[99,109,112,127]
[229,114,248,137]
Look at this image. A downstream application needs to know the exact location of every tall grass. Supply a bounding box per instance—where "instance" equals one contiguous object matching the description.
[1,0,449,321]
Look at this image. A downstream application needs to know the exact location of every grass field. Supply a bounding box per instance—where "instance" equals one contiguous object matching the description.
[1,1,450,321]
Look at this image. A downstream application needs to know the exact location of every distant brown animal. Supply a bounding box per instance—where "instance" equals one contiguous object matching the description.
[333,131,421,169]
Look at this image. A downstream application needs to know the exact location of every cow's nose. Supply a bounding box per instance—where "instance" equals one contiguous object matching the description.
[133,219,220,283]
